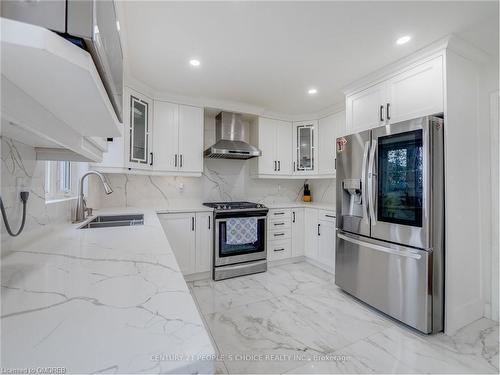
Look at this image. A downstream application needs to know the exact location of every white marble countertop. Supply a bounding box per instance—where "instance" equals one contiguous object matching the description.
[264,201,336,212]
[0,208,215,374]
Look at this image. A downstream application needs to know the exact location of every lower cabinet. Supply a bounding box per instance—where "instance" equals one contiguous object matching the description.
[291,208,304,257]
[158,212,213,276]
[195,212,213,273]
[304,208,336,273]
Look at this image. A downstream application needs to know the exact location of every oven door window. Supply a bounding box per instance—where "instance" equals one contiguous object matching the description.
[377,129,423,227]
[219,217,266,257]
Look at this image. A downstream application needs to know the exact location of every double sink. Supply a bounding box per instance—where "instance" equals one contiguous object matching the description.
[78,214,144,229]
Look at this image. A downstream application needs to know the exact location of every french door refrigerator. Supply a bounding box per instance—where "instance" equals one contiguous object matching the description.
[335,115,444,334]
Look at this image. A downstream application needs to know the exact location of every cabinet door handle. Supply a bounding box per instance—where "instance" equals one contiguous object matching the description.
[208,216,211,230]
[174,154,178,167]
[191,217,195,231]
[273,212,285,216]
[325,214,335,218]
[380,105,384,122]
[317,223,321,236]
[292,211,296,223]
[293,161,296,172]
[273,222,285,226]
[180,154,183,168]
[386,103,391,121]
[274,232,285,237]
[150,152,154,166]
[274,248,285,252]
[278,160,280,171]
[274,161,277,171]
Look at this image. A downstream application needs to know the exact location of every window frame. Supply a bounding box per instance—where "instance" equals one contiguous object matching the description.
[45,161,78,201]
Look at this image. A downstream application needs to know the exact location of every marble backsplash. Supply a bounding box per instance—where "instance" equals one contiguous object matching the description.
[87,159,335,210]
[0,137,73,253]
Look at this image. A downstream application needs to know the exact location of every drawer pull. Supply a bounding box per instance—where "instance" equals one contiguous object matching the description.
[273,212,285,215]
[325,214,335,218]
[274,233,285,237]
[274,248,285,252]
[273,222,285,226]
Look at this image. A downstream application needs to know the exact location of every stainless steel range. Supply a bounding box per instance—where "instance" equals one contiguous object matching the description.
[203,202,269,281]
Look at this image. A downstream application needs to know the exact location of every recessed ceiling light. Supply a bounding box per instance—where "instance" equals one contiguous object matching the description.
[396,35,411,45]
[189,59,201,67]
[308,88,318,95]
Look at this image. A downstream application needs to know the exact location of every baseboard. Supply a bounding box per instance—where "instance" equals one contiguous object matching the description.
[184,271,211,282]
[304,257,335,275]
[445,297,484,335]
[268,256,305,267]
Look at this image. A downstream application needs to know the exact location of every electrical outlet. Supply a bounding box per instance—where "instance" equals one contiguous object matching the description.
[16,177,28,196]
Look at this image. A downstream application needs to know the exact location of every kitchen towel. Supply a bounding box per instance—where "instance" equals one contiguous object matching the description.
[226,217,258,245]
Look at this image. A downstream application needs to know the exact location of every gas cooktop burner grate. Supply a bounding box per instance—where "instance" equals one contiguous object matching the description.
[203,201,266,210]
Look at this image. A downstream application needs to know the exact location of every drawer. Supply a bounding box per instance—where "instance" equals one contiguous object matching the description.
[268,227,291,241]
[269,209,291,219]
[319,210,336,223]
[267,239,292,261]
[269,217,291,229]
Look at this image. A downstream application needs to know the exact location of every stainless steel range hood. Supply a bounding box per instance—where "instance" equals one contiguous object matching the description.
[204,112,261,159]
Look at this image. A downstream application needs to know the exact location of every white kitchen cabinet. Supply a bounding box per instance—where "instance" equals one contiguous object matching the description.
[195,212,213,273]
[386,56,443,124]
[346,82,387,134]
[178,105,204,173]
[318,111,346,176]
[159,212,213,276]
[153,102,203,173]
[158,213,196,275]
[125,88,154,170]
[251,117,292,176]
[345,56,444,134]
[94,89,203,176]
[291,208,305,257]
[304,208,319,260]
[318,216,336,273]
[153,101,178,172]
[293,120,318,175]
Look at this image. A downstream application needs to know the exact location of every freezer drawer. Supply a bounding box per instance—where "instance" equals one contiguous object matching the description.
[335,231,435,333]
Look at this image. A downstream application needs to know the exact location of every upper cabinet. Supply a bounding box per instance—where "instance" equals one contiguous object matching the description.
[0,17,121,162]
[318,111,345,176]
[152,101,203,173]
[95,88,204,176]
[345,55,444,134]
[125,89,153,169]
[292,120,318,175]
[251,117,292,176]
[251,113,344,179]
[386,56,443,124]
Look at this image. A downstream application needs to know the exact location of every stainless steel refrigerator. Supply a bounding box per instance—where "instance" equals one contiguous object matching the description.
[335,115,444,334]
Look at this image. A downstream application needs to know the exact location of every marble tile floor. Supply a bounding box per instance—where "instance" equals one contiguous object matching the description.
[188,261,499,374]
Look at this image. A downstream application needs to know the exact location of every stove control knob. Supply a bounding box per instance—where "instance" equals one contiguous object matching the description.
[216,205,222,210]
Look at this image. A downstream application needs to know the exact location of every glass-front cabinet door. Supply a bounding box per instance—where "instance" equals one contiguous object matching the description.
[126,89,153,169]
[292,120,318,175]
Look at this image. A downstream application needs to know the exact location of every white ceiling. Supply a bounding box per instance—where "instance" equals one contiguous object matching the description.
[122,1,498,115]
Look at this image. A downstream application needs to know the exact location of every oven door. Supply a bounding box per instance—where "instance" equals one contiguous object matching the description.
[368,116,432,250]
[215,212,267,266]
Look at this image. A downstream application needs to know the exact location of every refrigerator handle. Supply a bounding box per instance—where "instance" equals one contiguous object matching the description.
[367,139,377,224]
[337,233,422,260]
[361,141,370,224]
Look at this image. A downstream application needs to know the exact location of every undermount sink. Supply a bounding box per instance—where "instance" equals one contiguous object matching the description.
[78,214,144,229]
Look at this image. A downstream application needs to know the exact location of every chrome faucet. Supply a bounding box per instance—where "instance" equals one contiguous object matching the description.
[74,171,113,223]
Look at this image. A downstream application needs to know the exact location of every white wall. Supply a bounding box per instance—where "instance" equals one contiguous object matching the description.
[0,138,74,253]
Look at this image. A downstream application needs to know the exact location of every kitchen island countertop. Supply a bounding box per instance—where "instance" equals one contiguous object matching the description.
[0,208,215,374]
